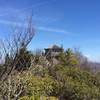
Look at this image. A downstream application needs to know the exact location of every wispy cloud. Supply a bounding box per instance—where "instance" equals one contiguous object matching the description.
[0,0,56,17]
[37,26,69,34]
[84,54,100,62]
[0,0,68,35]
[0,19,69,35]
[0,20,22,26]
[0,0,62,35]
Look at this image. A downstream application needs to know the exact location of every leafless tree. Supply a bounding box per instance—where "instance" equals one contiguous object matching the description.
[0,16,35,82]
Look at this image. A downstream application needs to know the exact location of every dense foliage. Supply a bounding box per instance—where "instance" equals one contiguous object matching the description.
[0,48,100,100]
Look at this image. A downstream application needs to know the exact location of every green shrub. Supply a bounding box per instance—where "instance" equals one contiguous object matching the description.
[19,96,58,100]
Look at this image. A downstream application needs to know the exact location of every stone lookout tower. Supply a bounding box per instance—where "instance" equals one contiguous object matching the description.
[44,45,63,58]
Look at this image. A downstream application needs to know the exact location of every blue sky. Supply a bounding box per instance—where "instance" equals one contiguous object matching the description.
[0,0,100,62]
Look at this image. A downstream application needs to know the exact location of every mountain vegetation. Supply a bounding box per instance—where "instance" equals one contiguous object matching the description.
[0,17,100,100]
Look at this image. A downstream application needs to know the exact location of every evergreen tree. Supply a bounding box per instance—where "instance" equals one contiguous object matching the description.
[15,47,32,71]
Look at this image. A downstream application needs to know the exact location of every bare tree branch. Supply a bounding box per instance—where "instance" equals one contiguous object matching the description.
[0,15,35,82]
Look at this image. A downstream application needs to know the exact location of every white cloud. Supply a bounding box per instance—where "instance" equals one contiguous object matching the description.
[37,26,68,34]
[84,54,100,62]
[0,19,69,34]
[0,0,56,17]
